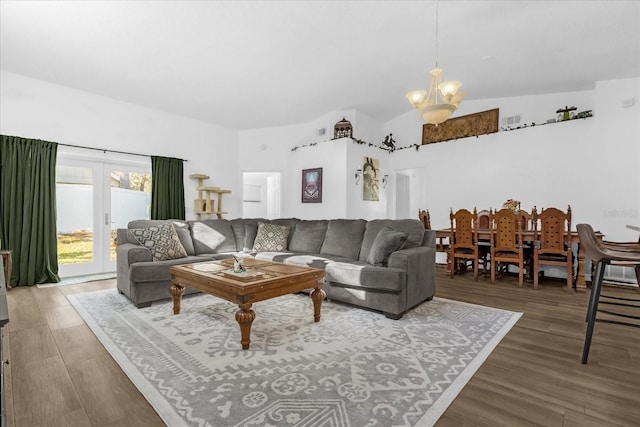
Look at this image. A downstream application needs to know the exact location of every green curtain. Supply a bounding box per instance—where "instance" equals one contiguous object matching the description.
[0,135,60,286]
[150,156,185,220]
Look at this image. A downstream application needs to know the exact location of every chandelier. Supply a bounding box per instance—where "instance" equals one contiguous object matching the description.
[405,0,463,125]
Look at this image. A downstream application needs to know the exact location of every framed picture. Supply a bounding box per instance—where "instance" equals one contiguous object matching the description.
[362,156,379,201]
[302,168,322,203]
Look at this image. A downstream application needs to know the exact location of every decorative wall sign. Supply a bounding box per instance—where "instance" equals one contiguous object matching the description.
[301,168,322,203]
[362,157,379,201]
[422,108,499,145]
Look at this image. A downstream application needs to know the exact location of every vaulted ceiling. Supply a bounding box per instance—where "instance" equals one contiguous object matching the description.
[1,1,638,130]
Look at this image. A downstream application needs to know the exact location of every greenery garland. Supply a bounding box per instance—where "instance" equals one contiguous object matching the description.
[289,115,592,153]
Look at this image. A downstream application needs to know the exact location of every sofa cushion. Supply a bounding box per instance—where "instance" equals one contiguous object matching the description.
[289,220,328,253]
[359,219,425,262]
[190,220,237,255]
[129,256,210,282]
[269,218,299,246]
[128,219,195,256]
[253,222,290,252]
[283,253,354,270]
[325,261,406,292]
[320,219,367,259]
[366,227,409,266]
[230,218,267,252]
[129,223,188,261]
[243,223,259,252]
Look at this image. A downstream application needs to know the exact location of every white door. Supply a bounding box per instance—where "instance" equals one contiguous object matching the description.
[56,156,151,277]
[395,173,411,219]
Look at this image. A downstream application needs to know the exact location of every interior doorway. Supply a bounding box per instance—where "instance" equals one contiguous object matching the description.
[394,168,426,220]
[242,172,282,219]
[395,173,411,219]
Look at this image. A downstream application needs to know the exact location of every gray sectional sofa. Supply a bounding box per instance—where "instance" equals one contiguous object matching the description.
[116,218,436,319]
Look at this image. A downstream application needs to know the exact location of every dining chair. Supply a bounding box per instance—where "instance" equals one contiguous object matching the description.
[418,209,431,229]
[518,208,535,280]
[597,225,640,285]
[449,208,479,281]
[489,208,525,286]
[532,205,573,290]
[477,209,491,276]
[575,223,640,363]
[518,209,533,231]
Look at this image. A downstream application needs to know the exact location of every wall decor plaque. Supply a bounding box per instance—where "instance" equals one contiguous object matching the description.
[422,108,499,145]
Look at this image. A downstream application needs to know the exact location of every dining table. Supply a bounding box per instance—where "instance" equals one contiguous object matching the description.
[434,228,604,292]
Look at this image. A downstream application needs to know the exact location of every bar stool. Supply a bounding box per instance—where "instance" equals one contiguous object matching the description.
[576,224,640,364]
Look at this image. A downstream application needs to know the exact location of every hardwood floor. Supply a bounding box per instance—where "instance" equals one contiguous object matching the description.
[3,268,639,426]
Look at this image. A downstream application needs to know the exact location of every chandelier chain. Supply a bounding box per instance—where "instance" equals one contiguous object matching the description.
[435,0,439,67]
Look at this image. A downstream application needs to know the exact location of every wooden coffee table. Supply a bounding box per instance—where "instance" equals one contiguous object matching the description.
[169,258,326,350]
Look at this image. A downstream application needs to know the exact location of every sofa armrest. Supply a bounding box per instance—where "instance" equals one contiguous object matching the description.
[116,242,153,298]
[118,243,153,264]
[421,229,436,248]
[388,245,436,310]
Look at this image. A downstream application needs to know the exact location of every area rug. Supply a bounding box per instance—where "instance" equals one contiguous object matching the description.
[68,289,521,427]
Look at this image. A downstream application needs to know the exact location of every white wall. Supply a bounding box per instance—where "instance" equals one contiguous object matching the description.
[3,69,638,242]
[0,70,241,219]
[385,79,640,241]
[238,110,390,220]
[346,140,390,219]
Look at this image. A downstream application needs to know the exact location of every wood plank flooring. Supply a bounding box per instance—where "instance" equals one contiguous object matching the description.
[3,267,639,426]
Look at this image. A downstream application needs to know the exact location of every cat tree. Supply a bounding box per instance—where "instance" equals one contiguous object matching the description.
[189,174,231,219]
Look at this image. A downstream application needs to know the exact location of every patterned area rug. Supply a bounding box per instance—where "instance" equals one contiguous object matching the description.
[68,289,521,427]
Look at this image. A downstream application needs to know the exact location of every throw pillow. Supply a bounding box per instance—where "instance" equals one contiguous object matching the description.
[366,227,409,266]
[252,222,290,252]
[243,223,259,253]
[129,223,188,261]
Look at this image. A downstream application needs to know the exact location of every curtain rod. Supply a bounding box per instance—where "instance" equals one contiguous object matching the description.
[58,142,188,162]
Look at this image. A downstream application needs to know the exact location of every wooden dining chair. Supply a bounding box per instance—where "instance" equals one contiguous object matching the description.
[449,208,479,281]
[490,208,525,286]
[532,205,573,290]
[477,209,491,276]
[518,208,535,280]
[518,209,533,231]
[418,209,431,229]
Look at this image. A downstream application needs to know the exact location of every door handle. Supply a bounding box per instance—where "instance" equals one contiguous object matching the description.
[104,213,110,226]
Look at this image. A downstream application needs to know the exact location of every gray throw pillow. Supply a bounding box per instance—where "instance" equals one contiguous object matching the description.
[243,223,259,253]
[253,222,290,252]
[366,227,408,266]
[129,223,188,261]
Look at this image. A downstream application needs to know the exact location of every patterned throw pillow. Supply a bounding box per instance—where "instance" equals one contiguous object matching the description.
[252,222,290,252]
[129,223,188,261]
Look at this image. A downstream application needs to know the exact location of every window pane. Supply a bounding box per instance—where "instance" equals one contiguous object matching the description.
[110,170,151,260]
[56,166,93,264]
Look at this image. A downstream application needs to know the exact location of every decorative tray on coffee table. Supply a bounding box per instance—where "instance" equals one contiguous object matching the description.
[220,269,267,281]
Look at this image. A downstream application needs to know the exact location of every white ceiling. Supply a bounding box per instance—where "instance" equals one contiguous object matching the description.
[1,1,638,130]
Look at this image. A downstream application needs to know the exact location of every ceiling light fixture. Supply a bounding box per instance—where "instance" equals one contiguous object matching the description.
[405,0,463,125]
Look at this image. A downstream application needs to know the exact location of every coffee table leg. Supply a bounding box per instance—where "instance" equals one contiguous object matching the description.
[169,284,185,314]
[236,303,255,350]
[310,287,325,322]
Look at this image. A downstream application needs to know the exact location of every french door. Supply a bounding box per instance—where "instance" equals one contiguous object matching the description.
[56,156,151,278]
